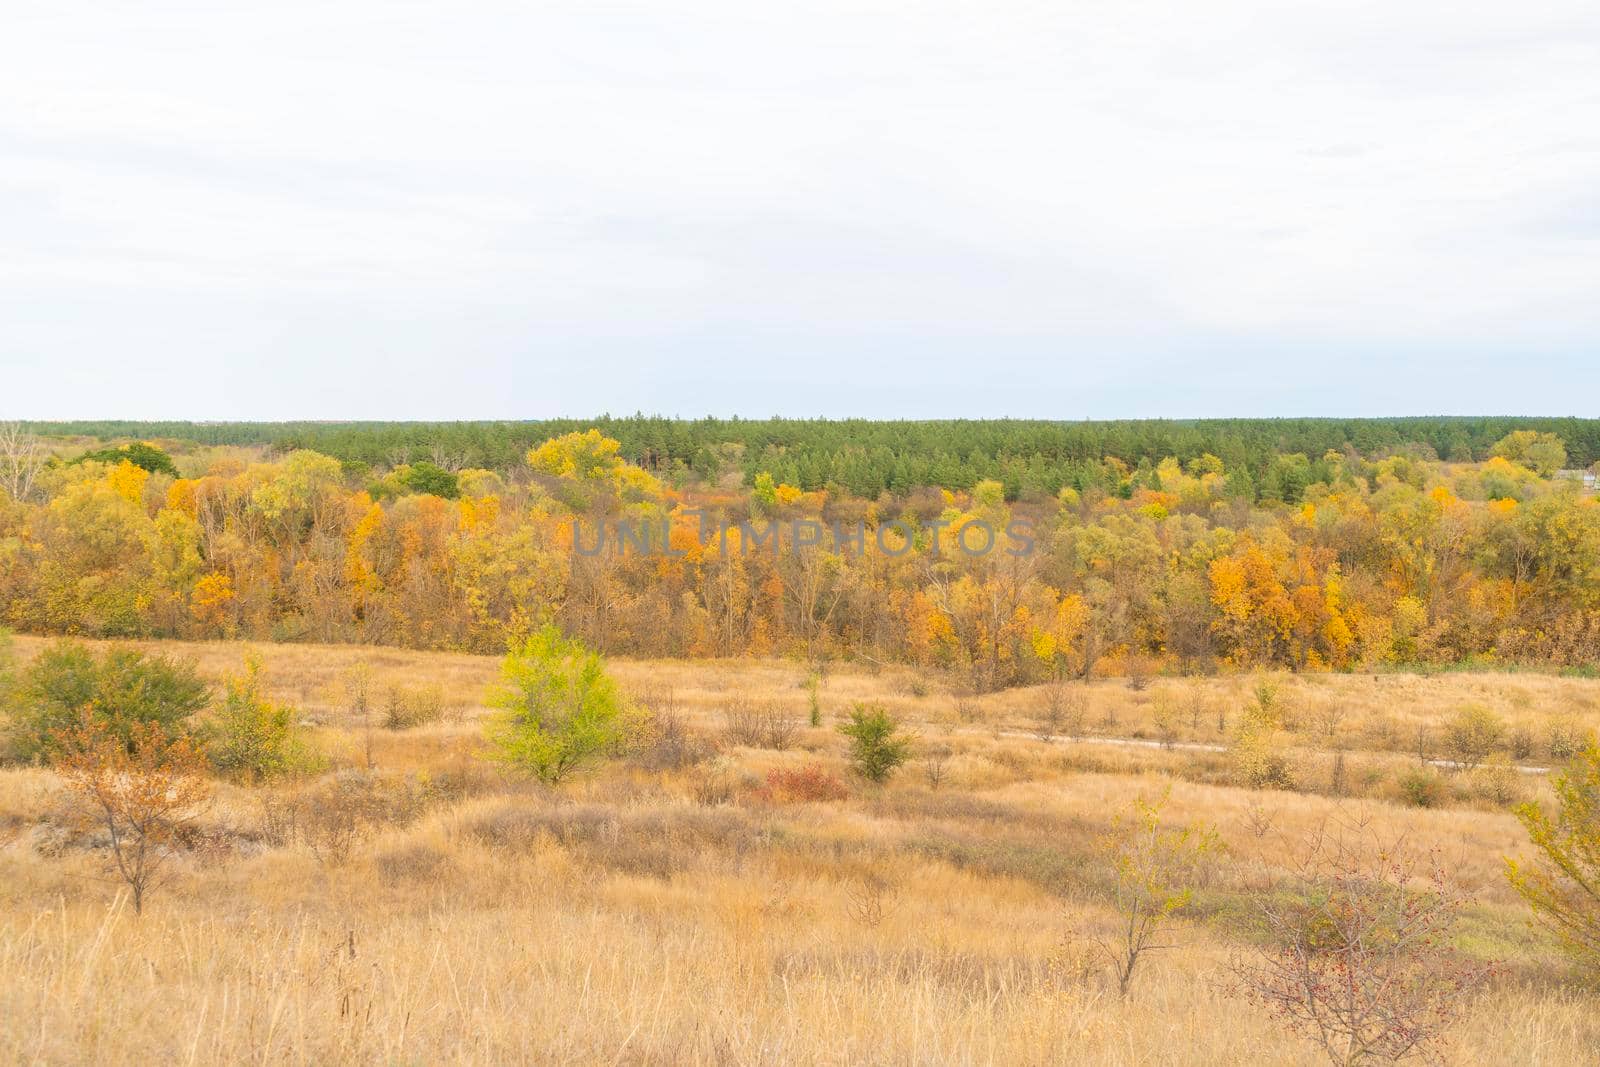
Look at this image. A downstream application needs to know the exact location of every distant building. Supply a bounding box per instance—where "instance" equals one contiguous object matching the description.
[1554,469,1598,492]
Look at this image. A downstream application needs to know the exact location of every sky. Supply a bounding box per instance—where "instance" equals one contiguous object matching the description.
[2,0,1598,420]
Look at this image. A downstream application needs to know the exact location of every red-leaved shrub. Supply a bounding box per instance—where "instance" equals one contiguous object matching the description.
[758,763,849,804]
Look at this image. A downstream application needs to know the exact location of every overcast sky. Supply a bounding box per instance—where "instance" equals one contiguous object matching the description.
[3,1,1598,419]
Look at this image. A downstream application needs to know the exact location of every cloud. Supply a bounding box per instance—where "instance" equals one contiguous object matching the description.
[1,0,1597,417]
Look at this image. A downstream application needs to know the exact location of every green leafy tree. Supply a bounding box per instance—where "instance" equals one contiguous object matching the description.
[1491,430,1567,477]
[486,624,634,783]
[75,441,179,477]
[401,461,460,499]
[838,703,912,783]
[205,656,318,781]
[6,642,209,762]
[751,471,779,516]
[1507,742,1600,979]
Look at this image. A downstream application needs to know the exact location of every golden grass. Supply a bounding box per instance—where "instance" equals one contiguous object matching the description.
[2,635,1598,1064]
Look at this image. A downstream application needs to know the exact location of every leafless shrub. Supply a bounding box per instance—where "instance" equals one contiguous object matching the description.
[1313,702,1347,740]
[1242,798,1277,840]
[632,707,718,771]
[1151,698,1179,750]
[1508,726,1535,762]
[1228,827,1495,1066]
[1412,725,1434,767]
[690,757,744,806]
[1125,655,1152,692]
[343,663,375,768]
[632,682,678,718]
[1365,714,1398,751]
[261,770,443,867]
[1037,679,1088,742]
[1102,699,1120,732]
[845,871,899,928]
[1186,684,1209,733]
[922,745,951,790]
[724,694,800,750]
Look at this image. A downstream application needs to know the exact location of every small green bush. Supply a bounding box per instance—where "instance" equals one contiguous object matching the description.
[1398,768,1447,808]
[205,656,319,781]
[838,703,912,784]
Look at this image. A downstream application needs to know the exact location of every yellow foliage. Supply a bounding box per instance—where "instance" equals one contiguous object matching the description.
[107,460,149,504]
[166,479,199,517]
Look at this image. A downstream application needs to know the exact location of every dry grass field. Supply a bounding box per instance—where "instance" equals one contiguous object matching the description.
[2,635,1598,1065]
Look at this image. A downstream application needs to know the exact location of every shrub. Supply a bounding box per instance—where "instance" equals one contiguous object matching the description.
[1229,832,1494,1065]
[7,642,209,762]
[630,708,717,771]
[1397,768,1446,808]
[383,683,445,730]
[485,624,635,784]
[1232,712,1294,791]
[1508,725,1535,761]
[1125,655,1152,691]
[1092,791,1219,995]
[205,656,318,782]
[723,695,800,750]
[1036,679,1088,742]
[260,770,443,866]
[838,704,913,784]
[805,672,823,727]
[1228,682,1295,789]
[401,461,460,499]
[1507,741,1600,979]
[53,717,213,914]
[1548,719,1584,761]
[690,757,743,806]
[0,629,14,721]
[1472,755,1523,807]
[1443,705,1504,771]
[759,763,849,804]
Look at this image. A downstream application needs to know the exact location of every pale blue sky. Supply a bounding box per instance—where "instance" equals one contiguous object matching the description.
[3,1,1598,419]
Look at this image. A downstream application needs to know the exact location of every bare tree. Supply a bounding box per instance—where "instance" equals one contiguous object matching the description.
[1036,678,1089,742]
[0,422,45,502]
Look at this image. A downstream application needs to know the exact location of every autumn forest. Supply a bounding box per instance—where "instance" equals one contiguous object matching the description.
[2,418,1597,684]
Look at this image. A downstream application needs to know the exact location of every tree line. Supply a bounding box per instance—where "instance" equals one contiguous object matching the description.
[17,416,1600,500]
[1,426,1598,684]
